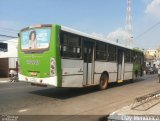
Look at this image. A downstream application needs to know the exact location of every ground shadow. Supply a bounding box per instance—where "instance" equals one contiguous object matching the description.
[30,86,100,100]
[30,77,146,100]
[108,77,145,89]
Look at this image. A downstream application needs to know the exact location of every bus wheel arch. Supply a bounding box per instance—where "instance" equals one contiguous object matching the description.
[99,71,109,90]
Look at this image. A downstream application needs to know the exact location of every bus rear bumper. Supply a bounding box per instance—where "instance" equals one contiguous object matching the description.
[18,73,58,87]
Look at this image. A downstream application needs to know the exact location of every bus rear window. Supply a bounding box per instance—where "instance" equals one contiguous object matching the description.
[21,28,51,50]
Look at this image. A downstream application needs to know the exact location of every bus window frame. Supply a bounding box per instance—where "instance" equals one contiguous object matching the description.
[60,31,82,60]
[95,41,108,61]
[125,49,132,63]
[108,44,117,62]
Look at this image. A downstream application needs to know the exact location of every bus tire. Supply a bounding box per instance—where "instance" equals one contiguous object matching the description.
[99,72,109,90]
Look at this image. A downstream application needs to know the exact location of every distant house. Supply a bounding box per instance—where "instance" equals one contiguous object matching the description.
[0,38,18,77]
[144,49,160,68]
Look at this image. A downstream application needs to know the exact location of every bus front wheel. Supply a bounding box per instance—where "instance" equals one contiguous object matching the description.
[99,73,109,90]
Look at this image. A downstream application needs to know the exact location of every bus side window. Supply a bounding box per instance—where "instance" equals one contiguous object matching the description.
[77,48,80,54]
[63,46,67,51]
[108,45,116,62]
[95,41,107,61]
[60,32,82,59]
[130,51,134,62]
[141,53,144,65]
[133,52,137,63]
[125,50,131,63]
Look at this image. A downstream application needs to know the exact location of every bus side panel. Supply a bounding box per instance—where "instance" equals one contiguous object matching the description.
[54,25,62,87]
[61,59,83,87]
[124,63,133,80]
[94,61,117,84]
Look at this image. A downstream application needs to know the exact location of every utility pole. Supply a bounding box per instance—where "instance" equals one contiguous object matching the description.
[125,0,133,47]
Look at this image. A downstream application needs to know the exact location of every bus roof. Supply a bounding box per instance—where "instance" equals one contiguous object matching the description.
[133,48,144,53]
[61,25,133,50]
[20,24,133,50]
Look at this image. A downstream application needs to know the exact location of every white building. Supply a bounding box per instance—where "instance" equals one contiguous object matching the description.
[0,38,18,57]
[144,49,160,68]
[0,38,18,77]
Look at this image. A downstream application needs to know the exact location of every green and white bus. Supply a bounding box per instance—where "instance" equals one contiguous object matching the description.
[18,24,144,89]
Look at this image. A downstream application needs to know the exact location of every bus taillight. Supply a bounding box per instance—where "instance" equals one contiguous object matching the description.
[25,77,28,81]
[50,58,56,77]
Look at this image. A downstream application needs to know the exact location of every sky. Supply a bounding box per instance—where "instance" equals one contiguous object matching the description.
[0,0,160,49]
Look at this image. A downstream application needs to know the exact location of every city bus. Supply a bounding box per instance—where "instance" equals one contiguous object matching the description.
[18,24,144,90]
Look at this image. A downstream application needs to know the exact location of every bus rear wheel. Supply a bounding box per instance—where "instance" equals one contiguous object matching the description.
[99,73,109,90]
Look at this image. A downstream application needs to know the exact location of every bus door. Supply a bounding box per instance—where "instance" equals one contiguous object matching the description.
[83,40,94,85]
[117,49,125,81]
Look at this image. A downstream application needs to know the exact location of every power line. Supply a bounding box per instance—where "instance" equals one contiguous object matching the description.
[0,27,19,32]
[0,27,18,38]
[135,20,160,39]
[0,34,17,38]
[0,29,18,34]
[0,27,19,38]
[0,40,6,41]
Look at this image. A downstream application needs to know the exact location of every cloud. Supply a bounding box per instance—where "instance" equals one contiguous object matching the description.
[91,28,131,46]
[106,28,130,46]
[145,0,160,17]
[106,28,128,40]
[91,32,104,38]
